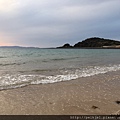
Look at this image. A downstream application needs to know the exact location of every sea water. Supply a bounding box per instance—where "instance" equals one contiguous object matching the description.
[0,48,120,90]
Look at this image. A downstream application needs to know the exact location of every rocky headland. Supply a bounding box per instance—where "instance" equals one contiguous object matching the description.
[58,37,120,49]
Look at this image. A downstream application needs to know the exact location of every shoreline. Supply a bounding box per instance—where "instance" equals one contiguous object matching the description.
[0,70,120,115]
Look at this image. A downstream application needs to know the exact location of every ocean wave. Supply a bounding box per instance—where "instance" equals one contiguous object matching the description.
[0,64,120,90]
[51,57,80,61]
[0,56,7,58]
[42,57,80,62]
[0,62,26,66]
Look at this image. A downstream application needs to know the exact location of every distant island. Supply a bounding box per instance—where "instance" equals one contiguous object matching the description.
[57,37,120,49]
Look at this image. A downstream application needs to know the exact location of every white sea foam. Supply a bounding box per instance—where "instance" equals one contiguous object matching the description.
[0,64,120,90]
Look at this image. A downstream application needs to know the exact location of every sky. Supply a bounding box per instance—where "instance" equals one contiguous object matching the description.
[0,0,120,48]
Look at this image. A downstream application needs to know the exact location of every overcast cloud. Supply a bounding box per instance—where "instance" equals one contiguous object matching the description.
[0,0,120,47]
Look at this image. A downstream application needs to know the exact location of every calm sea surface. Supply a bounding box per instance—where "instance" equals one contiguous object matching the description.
[0,48,120,90]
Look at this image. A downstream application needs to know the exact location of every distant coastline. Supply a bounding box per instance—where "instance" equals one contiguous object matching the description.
[0,46,55,49]
[57,37,120,49]
[1,37,120,49]
[0,46,39,49]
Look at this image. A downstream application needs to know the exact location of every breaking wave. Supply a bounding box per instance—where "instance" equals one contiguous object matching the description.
[0,64,120,90]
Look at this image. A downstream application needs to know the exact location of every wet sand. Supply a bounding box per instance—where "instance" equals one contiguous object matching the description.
[0,71,120,115]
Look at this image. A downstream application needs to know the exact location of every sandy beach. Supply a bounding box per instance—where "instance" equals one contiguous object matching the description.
[0,71,120,115]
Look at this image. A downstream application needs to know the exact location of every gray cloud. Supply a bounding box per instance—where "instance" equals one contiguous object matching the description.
[0,0,120,47]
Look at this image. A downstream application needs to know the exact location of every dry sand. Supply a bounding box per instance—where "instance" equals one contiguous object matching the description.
[0,71,120,115]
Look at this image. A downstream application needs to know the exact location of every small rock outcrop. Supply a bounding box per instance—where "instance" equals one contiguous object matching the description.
[57,43,73,48]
